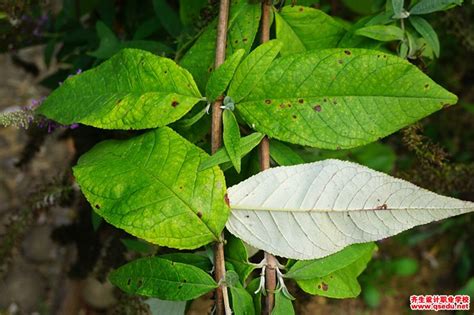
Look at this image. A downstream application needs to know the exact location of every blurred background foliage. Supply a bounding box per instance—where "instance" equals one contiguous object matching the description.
[0,0,473,313]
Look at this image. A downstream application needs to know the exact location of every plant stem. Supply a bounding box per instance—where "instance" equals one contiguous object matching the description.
[211,0,230,154]
[212,1,231,315]
[260,1,278,314]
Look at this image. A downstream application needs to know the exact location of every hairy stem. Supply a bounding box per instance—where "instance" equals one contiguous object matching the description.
[259,1,278,314]
[212,1,231,314]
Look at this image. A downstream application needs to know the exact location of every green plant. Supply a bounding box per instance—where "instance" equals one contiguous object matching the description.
[5,0,471,313]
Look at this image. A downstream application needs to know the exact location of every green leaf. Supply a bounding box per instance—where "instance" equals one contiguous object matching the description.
[391,0,405,18]
[275,6,346,56]
[286,243,376,280]
[272,291,295,315]
[90,21,172,60]
[133,18,161,40]
[90,21,120,59]
[228,270,255,315]
[341,0,385,15]
[270,140,305,166]
[91,210,103,231]
[38,49,202,130]
[399,41,409,59]
[337,16,383,49]
[355,25,405,41]
[199,132,264,171]
[228,40,283,103]
[246,278,262,314]
[206,49,245,102]
[73,127,229,249]
[362,283,381,308]
[180,0,261,91]
[390,257,419,276]
[153,0,182,37]
[109,257,217,300]
[457,277,474,298]
[145,298,186,315]
[351,142,396,173]
[173,106,207,129]
[236,49,457,149]
[409,0,463,15]
[223,110,242,173]
[159,252,212,272]
[409,16,440,57]
[225,234,255,282]
[179,0,208,27]
[296,243,376,298]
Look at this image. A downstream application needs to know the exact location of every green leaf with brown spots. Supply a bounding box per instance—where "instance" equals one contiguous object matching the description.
[180,0,261,91]
[296,242,376,298]
[73,127,229,249]
[228,40,283,103]
[109,257,217,300]
[38,49,202,130]
[236,48,457,149]
[275,6,347,56]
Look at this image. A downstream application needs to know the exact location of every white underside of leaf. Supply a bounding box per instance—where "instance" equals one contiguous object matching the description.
[226,159,474,260]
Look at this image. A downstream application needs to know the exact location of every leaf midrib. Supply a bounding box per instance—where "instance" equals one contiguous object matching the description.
[240,95,455,103]
[230,205,474,212]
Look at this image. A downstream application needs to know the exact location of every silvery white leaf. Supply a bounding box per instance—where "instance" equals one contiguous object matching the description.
[226,159,474,260]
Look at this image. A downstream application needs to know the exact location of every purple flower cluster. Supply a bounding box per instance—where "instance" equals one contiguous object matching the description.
[28,96,79,133]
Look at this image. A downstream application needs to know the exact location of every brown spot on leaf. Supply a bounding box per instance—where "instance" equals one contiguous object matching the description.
[375,203,388,210]
[299,7,304,11]
[317,285,321,289]
[292,115,297,119]
[164,70,168,74]
[197,211,203,218]
[338,59,343,64]
[298,99,304,104]
[333,100,337,105]
[321,282,329,291]
[313,105,322,112]
[137,280,143,287]
[224,194,230,207]
[95,204,100,209]
[344,50,351,55]
[279,103,286,109]
[323,98,327,102]
[115,99,122,105]
[265,99,272,104]
[234,39,239,44]
[424,84,429,88]
[243,38,248,42]
[127,278,131,285]
[172,100,179,107]
[208,67,213,73]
